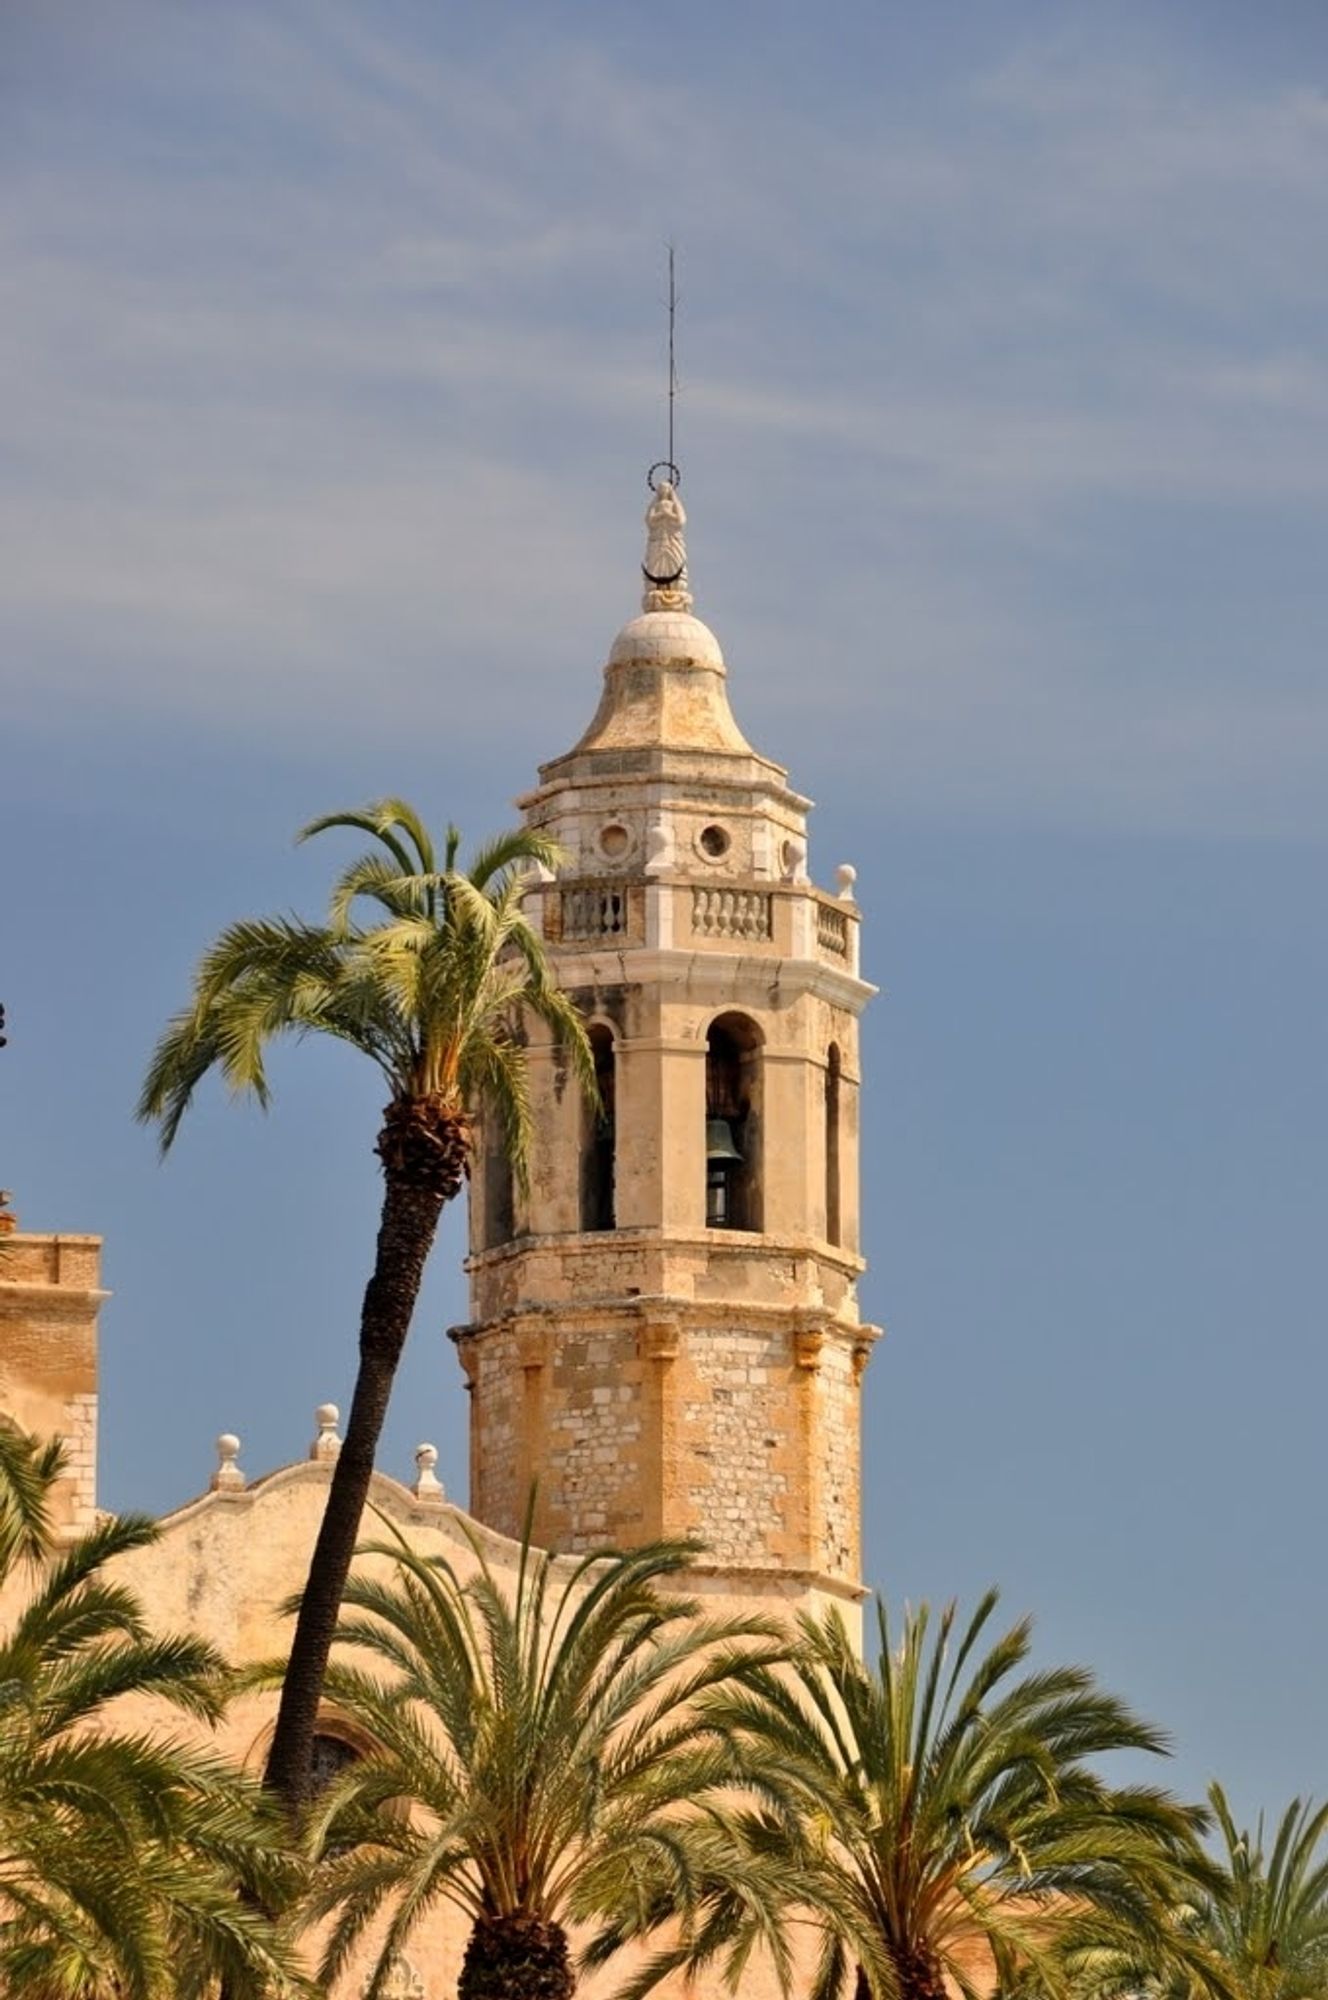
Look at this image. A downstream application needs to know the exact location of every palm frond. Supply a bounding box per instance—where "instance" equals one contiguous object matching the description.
[141,803,595,1193]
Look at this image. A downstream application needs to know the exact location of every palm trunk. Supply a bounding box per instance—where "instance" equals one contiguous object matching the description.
[459,1914,574,2000]
[263,1096,466,1810]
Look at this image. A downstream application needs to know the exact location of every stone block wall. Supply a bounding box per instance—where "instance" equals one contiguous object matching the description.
[680,1325,793,1566]
[541,1323,644,1549]
[0,1233,105,1536]
[458,1302,875,1587]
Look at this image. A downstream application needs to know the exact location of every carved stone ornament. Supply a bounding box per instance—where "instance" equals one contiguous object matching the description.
[639,1316,681,1364]
[211,1434,245,1493]
[644,812,675,875]
[363,1952,426,2000]
[413,1442,444,1503]
[310,1403,341,1462]
[793,1325,826,1371]
[641,479,693,613]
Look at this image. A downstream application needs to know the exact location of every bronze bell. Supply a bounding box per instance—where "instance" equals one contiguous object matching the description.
[704,1117,743,1162]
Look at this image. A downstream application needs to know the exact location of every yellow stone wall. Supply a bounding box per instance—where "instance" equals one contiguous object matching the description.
[0,1231,104,1536]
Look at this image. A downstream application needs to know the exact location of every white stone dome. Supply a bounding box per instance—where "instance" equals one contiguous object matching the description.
[607,610,725,671]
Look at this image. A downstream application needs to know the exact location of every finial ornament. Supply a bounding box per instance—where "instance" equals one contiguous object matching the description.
[413,1442,444,1503]
[212,1434,245,1493]
[642,476,692,614]
[310,1403,341,1462]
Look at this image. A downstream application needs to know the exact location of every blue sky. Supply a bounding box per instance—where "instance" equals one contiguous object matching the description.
[3,1,1326,1817]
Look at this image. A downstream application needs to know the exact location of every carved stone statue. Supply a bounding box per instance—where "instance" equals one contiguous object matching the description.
[642,478,692,612]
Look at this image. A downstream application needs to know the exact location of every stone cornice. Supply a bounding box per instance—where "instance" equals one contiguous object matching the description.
[537,944,877,1010]
[0,1233,102,1247]
[451,1295,883,1351]
[521,746,802,804]
[465,1224,867,1280]
[0,1286,111,1319]
[688,1562,869,1606]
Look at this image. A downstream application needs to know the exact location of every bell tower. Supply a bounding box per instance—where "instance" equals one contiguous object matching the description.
[453,478,878,1607]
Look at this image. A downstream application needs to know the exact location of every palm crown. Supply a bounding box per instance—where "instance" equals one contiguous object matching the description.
[139,799,593,1179]
[702,1590,1211,2000]
[1169,1785,1328,2000]
[296,1525,790,2000]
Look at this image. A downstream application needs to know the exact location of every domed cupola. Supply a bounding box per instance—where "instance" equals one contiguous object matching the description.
[520,478,810,888]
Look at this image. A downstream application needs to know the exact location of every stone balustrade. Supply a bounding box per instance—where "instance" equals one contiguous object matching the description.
[815,900,850,957]
[690,886,773,941]
[559,883,633,941]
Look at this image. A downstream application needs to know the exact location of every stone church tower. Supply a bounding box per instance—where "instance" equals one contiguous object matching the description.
[454,479,878,1611]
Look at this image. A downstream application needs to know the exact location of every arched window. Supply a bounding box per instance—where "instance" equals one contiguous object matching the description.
[825,1043,842,1247]
[705,1013,763,1232]
[580,1024,616,1232]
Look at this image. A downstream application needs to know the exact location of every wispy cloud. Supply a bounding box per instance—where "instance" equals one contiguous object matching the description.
[3,4,1326,835]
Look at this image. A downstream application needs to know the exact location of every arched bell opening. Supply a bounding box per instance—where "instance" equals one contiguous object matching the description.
[580,1023,617,1232]
[825,1042,843,1248]
[705,1012,763,1232]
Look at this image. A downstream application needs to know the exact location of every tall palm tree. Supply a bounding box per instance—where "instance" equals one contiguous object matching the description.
[0,1423,304,1999]
[700,1590,1212,2000]
[292,1523,794,2000]
[138,800,593,1810]
[1165,1784,1328,2000]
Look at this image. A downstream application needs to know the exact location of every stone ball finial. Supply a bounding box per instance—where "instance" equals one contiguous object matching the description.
[781,835,808,884]
[836,862,858,903]
[643,813,675,876]
[311,1404,342,1462]
[212,1433,245,1493]
[413,1442,444,1503]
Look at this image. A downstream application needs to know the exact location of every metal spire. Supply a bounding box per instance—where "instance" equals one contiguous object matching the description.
[648,243,681,495]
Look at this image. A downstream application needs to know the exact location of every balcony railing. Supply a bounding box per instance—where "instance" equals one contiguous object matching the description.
[561,885,631,941]
[816,902,849,957]
[691,887,773,942]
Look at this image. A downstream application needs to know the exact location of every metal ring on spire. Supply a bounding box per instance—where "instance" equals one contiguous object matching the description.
[647,460,681,493]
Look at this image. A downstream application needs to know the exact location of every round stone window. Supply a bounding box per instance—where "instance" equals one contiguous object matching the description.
[698,824,730,860]
[598,822,631,860]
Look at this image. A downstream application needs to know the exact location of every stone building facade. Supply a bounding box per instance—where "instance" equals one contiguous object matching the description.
[0,478,878,1996]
